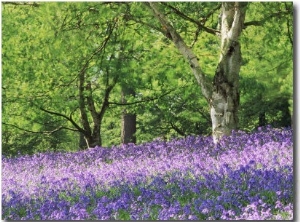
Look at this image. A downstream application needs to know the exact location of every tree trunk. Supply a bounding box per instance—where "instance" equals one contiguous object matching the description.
[121,85,136,144]
[78,132,87,150]
[121,113,136,144]
[85,130,101,148]
[210,2,247,142]
[78,73,104,148]
[147,2,247,143]
[258,111,267,126]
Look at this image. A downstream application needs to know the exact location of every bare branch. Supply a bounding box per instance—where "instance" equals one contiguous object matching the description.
[2,2,39,7]
[169,121,186,136]
[190,26,201,48]
[125,14,165,34]
[37,106,86,134]
[161,2,220,36]
[2,122,77,134]
[98,75,119,120]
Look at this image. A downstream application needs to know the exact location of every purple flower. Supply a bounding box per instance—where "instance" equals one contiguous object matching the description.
[188,215,198,220]
[202,208,209,214]
[183,204,191,215]
[2,127,293,220]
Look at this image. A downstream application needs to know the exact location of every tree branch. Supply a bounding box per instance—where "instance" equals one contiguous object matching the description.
[125,14,165,34]
[2,2,39,7]
[169,121,186,136]
[198,108,211,122]
[161,2,220,36]
[243,9,291,29]
[145,2,213,101]
[109,88,176,106]
[284,3,293,47]
[38,106,86,134]
[86,82,99,125]
[98,75,119,120]
[76,17,118,136]
[2,122,77,134]
[77,18,117,77]
[190,26,201,48]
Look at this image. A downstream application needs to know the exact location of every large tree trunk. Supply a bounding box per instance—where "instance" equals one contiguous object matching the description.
[121,85,136,144]
[78,128,101,149]
[210,2,247,142]
[210,49,241,142]
[147,2,247,143]
[84,127,101,148]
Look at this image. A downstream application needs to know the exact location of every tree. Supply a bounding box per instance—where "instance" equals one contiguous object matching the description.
[2,2,293,155]
[139,2,293,142]
[144,2,247,143]
[239,2,293,130]
[2,3,123,148]
[2,2,181,150]
[121,85,136,144]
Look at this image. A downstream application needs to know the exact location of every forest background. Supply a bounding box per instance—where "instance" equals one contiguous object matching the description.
[1,2,294,157]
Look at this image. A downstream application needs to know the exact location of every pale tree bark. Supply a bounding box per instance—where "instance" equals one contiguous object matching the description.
[121,85,136,144]
[147,2,247,143]
[210,2,247,142]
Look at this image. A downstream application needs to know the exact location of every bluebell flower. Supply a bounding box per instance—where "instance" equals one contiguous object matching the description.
[188,215,198,220]
[183,204,191,215]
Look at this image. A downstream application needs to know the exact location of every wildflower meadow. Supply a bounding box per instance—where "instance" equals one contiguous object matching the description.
[2,126,293,220]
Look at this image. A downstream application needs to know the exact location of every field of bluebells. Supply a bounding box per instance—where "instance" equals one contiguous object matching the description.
[2,126,293,220]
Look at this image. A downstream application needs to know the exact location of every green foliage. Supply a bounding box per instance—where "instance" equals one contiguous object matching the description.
[149,205,162,220]
[59,191,79,204]
[2,2,293,155]
[239,2,293,131]
[261,190,277,206]
[117,209,131,220]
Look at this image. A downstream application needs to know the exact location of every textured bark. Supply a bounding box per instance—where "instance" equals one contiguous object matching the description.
[85,133,101,148]
[121,86,136,144]
[147,2,247,143]
[210,2,247,142]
